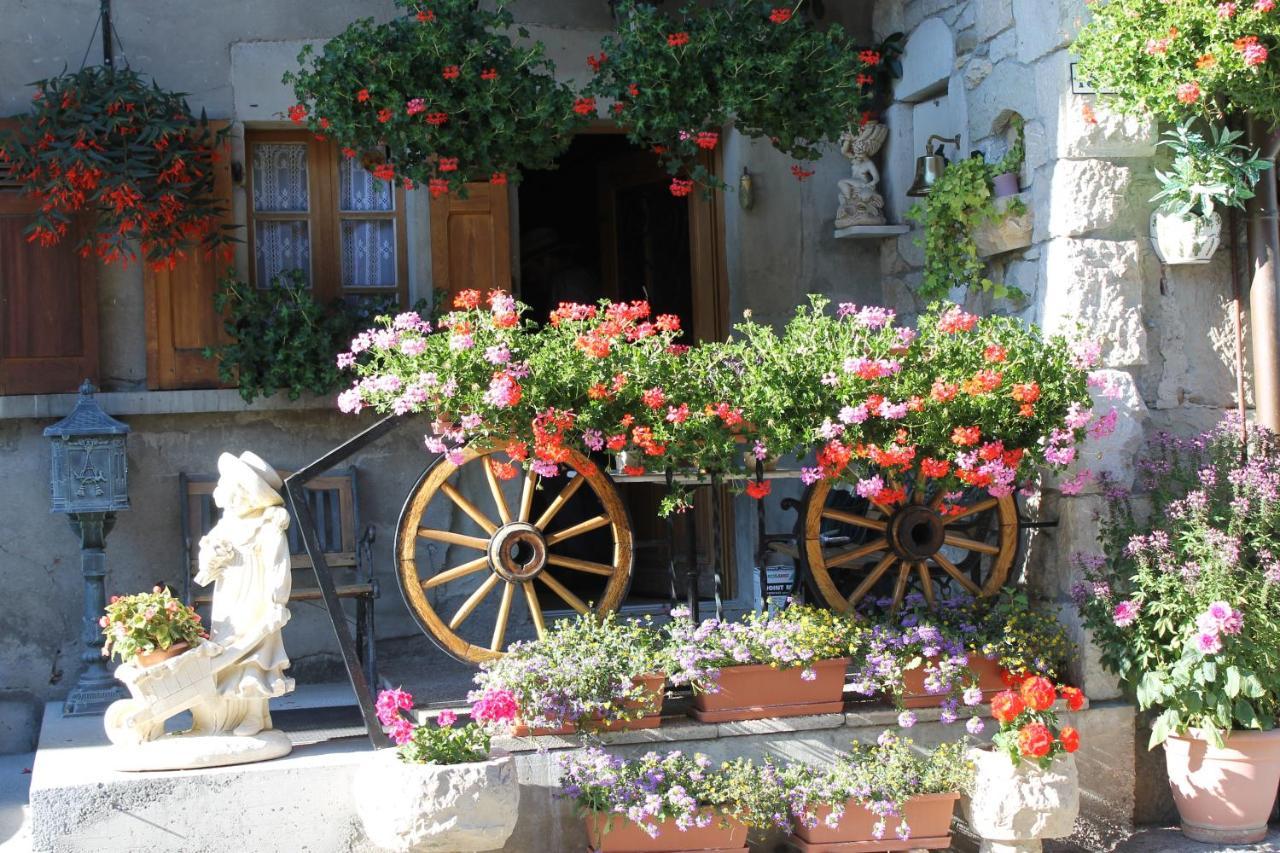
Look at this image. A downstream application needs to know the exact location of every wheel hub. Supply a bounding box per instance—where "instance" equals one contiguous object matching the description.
[487,521,547,582]
[886,505,946,561]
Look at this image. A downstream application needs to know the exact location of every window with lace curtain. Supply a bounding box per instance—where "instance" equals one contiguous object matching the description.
[245,130,408,306]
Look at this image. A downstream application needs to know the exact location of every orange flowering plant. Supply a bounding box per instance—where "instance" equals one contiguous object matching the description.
[989,676,1086,769]
[1073,0,1280,126]
[284,0,585,197]
[0,66,233,269]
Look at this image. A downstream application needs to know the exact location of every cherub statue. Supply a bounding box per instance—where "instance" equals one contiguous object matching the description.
[192,451,295,736]
[836,121,890,228]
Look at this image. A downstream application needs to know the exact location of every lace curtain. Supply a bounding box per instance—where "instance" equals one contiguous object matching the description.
[252,143,311,285]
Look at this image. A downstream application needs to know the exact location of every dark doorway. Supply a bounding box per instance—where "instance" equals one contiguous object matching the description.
[516,131,724,612]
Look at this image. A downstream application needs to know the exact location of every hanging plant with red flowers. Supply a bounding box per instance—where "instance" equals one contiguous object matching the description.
[283,0,586,197]
[0,66,231,269]
[588,0,872,192]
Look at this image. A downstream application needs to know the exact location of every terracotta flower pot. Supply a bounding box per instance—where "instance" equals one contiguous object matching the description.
[962,748,1078,853]
[1163,729,1280,844]
[793,792,959,848]
[134,641,190,668]
[584,809,748,852]
[900,654,1006,709]
[690,658,849,723]
[511,673,667,737]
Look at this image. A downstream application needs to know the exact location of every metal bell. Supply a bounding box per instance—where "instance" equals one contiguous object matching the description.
[906,134,961,197]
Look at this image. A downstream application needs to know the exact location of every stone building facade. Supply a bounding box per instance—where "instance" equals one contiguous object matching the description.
[0,0,1249,833]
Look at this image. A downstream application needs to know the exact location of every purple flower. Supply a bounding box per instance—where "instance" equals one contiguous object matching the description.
[966,716,985,735]
[897,710,917,729]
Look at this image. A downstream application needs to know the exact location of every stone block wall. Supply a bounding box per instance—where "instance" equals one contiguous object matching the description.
[874,0,1250,828]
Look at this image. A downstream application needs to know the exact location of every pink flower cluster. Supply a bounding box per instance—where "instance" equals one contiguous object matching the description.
[470,687,518,726]
[1194,601,1244,655]
[376,687,416,745]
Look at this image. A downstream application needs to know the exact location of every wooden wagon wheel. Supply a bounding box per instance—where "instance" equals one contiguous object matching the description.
[798,477,1018,614]
[395,443,634,664]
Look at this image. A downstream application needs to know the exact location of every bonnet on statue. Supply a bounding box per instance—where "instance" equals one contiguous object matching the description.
[216,451,285,510]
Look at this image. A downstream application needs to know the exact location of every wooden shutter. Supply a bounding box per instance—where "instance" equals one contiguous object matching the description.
[144,121,234,390]
[429,182,512,303]
[0,192,99,395]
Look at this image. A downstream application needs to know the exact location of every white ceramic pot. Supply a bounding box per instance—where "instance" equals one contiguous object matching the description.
[961,748,1079,853]
[352,748,519,853]
[1151,209,1222,264]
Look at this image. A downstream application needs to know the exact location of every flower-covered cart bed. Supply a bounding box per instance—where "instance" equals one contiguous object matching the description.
[339,291,1109,664]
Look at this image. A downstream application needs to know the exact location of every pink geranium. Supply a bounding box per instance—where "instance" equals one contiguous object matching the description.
[1112,599,1142,627]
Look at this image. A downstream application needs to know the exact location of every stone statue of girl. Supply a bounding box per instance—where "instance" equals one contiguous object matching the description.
[193,451,295,736]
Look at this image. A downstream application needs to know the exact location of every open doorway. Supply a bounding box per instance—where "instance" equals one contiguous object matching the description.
[516,131,732,612]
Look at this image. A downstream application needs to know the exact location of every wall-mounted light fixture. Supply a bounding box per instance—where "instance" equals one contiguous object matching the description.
[739,167,755,211]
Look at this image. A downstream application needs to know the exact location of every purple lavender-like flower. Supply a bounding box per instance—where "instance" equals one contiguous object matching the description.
[897,710,917,728]
[966,716,985,735]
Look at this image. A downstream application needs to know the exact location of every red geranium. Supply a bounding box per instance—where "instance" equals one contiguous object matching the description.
[745,480,772,500]
[990,690,1026,724]
[1058,725,1080,753]
[769,8,793,24]
[1060,686,1086,712]
[1017,722,1054,759]
[667,32,690,47]
[1020,676,1057,712]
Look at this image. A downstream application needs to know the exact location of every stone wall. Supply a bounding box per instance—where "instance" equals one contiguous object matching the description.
[874,0,1249,828]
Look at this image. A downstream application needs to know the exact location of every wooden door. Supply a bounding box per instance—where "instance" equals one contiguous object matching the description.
[429,182,512,303]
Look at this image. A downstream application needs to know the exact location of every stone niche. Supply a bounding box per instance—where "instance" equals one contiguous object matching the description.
[883,18,970,224]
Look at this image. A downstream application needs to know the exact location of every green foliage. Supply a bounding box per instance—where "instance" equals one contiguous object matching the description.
[1073,0,1280,127]
[101,586,207,662]
[906,157,1026,300]
[588,0,872,189]
[283,0,584,195]
[0,66,232,268]
[209,270,400,403]
[782,733,973,838]
[992,115,1025,177]
[1075,420,1280,747]
[396,719,492,765]
[1151,120,1272,216]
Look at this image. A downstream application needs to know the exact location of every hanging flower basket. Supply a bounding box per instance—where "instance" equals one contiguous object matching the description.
[588,1,873,192]
[0,66,232,269]
[284,0,585,197]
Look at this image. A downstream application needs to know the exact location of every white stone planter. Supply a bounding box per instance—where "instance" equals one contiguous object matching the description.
[961,748,1079,853]
[1151,209,1221,264]
[974,193,1034,258]
[352,748,519,853]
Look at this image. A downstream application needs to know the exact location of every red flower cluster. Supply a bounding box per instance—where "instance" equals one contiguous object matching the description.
[696,131,719,150]
[438,156,459,172]
[587,53,608,72]
[769,8,793,24]
[573,97,597,116]
[667,32,690,47]
[442,65,460,80]
[425,112,449,126]
[377,107,394,123]
[990,678,1083,762]
[416,8,435,23]
[490,172,508,185]
[428,178,449,198]
[858,49,882,65]
[481,68,498,81]
[288,103,308,124]
[372,163,395,181]
[791,164,815,181]
[745,479,772,499]
[670,178,694,197]
[357,88,370,102]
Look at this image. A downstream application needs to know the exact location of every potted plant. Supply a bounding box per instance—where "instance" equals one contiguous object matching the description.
[284,0,584,196]
[962,677,1083,853]
[101,586,208,666]
[1148,121,1272,264]
[588,0,872,193]
[557,748,787,851]
[352,686,519,853]
[470,612,668,735]
[0,65,232,269]
[784,733,972,848]
[664,603,859,722]
[1074,418,1280,843]
[990,116,1025,199]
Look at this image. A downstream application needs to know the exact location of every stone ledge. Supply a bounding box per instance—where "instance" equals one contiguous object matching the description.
[0,388,334,421]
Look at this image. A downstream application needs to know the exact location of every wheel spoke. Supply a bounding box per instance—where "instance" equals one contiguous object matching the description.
[930,552,982,595]
[522,581,547,640]
[824,538,889,569]
[944,533,1001,555]
[418,528,490,550]
[943,498,999,525]
[491,581,514,652]
[916,562,936,608]
[890,562,912,614]
[448,574,500,630]
[440,482,498,535]
[422,555,490,590]
[546,554,616,576]
[484,458,512,525]
[518,467,538,522]
[544,514,611,546]
[538,572,589,614]
[848,553,897,606]
[533,474,586,530]
[821,508,887,532]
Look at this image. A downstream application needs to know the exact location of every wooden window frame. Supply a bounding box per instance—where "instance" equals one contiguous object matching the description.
[245,129,408,306]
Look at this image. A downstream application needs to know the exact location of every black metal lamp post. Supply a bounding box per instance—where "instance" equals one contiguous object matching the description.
[45,380,131,716]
